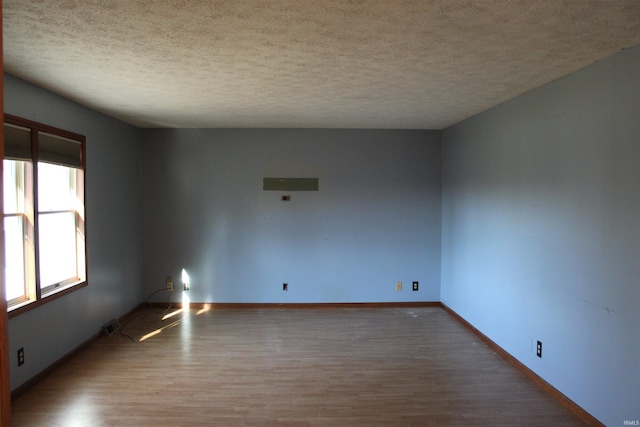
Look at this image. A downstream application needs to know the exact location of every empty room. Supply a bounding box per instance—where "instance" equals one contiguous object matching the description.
[1,1,639,426]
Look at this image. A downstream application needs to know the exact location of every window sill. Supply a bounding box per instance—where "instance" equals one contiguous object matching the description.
[8,280,88,318]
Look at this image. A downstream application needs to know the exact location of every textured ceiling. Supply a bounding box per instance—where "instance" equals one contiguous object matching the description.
[4,1,640,129]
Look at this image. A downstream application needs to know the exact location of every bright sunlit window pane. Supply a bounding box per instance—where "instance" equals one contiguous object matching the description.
[37,161,83,289]
[4,159,30,215]
[38,162,74,211]
[4,160,19,213]
[4,159,32,304]
[38,212,78,288]
[4,215,26,301]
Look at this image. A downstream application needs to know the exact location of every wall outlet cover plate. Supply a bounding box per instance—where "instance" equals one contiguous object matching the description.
[103,319,121,336]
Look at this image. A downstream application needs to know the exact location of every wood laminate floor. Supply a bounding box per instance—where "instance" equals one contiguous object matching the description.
[11,307,586,426]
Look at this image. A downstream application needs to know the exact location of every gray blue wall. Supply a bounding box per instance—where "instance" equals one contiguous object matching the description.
[5,44,639,425]
[441,45,640,425]
[141,129,442,303]
[4,75,142,390]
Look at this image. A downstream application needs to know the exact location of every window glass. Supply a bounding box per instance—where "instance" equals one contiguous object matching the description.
[4,215,26,301]
[3,159,34,305]
[38,212,78,288]
[4,117,86,313]
[37,162,75,211]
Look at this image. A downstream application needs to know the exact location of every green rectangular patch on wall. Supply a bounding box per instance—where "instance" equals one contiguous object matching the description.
[263,178,319,191]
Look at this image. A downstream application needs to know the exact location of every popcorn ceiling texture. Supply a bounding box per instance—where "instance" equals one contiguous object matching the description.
[4,1,640,129]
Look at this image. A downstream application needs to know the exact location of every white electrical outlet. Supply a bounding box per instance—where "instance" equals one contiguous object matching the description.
[166,276,174,292]
[396,281,402,291]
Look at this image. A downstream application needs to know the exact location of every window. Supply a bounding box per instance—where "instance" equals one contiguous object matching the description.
[3,116,86,314]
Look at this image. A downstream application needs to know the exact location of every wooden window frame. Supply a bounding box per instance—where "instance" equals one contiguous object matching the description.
[4,114,88,318]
